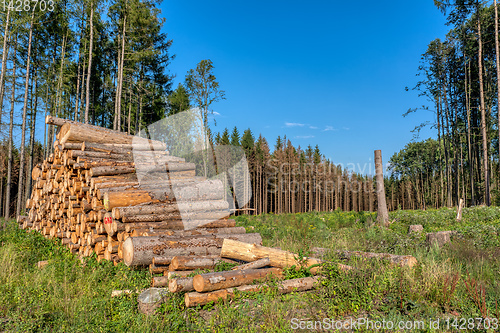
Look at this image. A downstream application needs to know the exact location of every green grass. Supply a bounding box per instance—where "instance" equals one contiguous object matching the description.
[1,207,500,332]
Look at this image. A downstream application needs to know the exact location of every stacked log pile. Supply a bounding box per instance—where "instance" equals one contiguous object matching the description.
[20,116,260,264]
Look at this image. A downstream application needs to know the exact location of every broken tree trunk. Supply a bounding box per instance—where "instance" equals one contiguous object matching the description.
[137,288,168,315]
[193,267,283,293]
[374,150,389,226]
[456,198,464,221]
[185,276,320,308]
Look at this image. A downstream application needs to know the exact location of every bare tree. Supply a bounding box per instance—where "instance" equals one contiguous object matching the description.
[16,9,35,218]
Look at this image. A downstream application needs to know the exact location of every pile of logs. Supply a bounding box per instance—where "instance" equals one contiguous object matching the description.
[156,239,328,308]
[19,116,260,265]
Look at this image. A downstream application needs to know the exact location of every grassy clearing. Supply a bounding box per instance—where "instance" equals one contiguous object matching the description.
[1,207,500,332]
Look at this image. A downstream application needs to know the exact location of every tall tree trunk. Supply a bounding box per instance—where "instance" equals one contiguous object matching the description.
[117,14,127,132]
[477,7,490,206]
[55,33,67,117]
[85,4,94,124]
[16,10,35,218]
[24,70,37,205]
[495,0,500,183]
[0,7,11,125]
[5,35,16,219]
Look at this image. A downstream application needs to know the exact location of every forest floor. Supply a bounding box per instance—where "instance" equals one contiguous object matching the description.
[1,207,500,332]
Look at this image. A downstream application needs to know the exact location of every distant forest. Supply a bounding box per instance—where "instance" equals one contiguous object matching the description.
[1,0,500,218]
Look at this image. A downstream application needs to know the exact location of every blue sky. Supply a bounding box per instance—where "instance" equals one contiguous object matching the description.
[160,0,450,175]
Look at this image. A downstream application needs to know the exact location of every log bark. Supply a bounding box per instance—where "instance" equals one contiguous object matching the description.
[123,233,262,266]
[231,258,270,271]
[193,267,283,293]
[221,239,322,274]
[185,276,320,308]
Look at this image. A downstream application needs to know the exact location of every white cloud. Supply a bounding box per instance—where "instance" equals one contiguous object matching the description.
[342,127,350,131]
[323,126,336,131]
[295,135,315,139]
[285,122,305,127]
[212,111,221,116]
[309,126,318,130]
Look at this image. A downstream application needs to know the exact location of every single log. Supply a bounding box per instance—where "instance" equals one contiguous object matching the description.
[231,258,270,271]
[151,276,170,288]
[137,288,169,315]
[168,277,194,292]
[123,233,262,266]
[153,257,173,266]
[104,216,237,236]
[45,115,83,127]
[170,256,222,271]
[121,210,229,223]
[193,268,283,293]
[58,121,166,148]
[90,165,136,177]
[221,239,323,274]
[103,179,224,211]
[82,141,168,154]
[149,264,170,274]
[67,149,133,161]
[185,276,319,308]
[131,227,245,238]
[334,250,417,268]
[113,200,229,219]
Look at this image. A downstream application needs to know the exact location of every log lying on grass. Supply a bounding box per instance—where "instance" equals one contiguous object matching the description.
[336,250,418,268]
[221,239,324,274]
[185,276,320,308]
[231,257,270,271]
[123,233,263,266]
[193,267,283,293]
[312,247,418,268]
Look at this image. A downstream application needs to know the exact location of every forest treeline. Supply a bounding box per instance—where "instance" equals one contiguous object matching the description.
[390,1,500,209]
[1,0,500,218]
